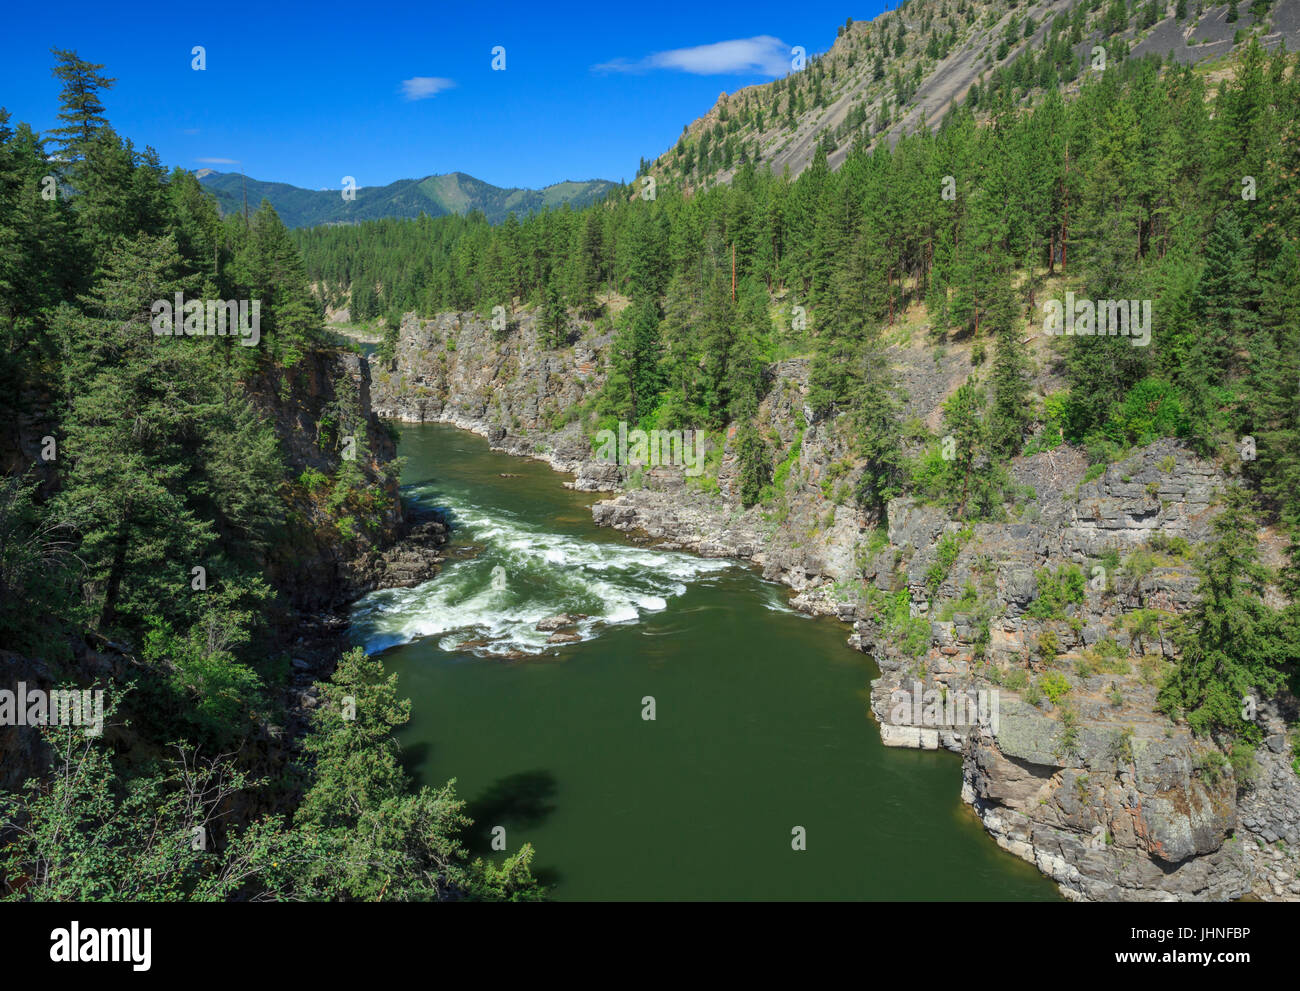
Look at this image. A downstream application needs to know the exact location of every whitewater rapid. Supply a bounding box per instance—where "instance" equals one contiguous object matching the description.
[350,481,735,657]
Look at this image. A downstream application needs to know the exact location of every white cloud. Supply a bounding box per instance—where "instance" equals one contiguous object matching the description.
[195,157,239,164]
[594,36,791,77]
[401,76,456,100]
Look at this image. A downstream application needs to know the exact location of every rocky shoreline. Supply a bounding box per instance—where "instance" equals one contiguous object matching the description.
[367,307,1300,902]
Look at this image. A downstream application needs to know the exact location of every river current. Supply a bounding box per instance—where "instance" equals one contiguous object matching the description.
[350,422,1058,901]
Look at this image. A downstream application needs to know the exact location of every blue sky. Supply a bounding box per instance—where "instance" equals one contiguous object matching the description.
[2,0,888,190]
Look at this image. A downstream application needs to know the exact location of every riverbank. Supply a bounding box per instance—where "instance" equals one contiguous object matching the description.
[348,421,1061,900]
[365,306,1300,902]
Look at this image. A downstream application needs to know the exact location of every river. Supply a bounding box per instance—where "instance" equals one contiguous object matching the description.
[350,421,1058,901]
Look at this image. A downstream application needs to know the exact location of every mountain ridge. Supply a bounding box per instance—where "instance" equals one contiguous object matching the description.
[647,0,1300,188]
[197,169,619,227]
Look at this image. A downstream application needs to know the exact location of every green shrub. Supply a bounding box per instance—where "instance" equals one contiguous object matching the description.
[1036,628,1060,658]
[1025,565,1086,619]
[1107,727,1135,763]
[1197,749,1230,785]
[1056,703,1081,758]
[1077,638,1130,677]
[1112,377,1189,445]
[300,467,329,493]
[1039,671,1072,706]
[1228,741,1258,791]
[925,525,973,595]
[874,589,932,659]
[1147,532,1191,558]
[1003,668,1029,691]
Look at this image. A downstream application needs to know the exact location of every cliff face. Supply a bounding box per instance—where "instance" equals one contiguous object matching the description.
[369,309,612,473]
[242,346,448,767]
[371,308,1299,902]
[859,443,1269,901]
[246,347,446,613]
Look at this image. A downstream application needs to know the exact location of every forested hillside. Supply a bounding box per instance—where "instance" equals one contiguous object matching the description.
[200,169,618,228]
[645,0,1297,187]
[6,0,1300,906]
[300,38,1300,752]
[0,51,540,901]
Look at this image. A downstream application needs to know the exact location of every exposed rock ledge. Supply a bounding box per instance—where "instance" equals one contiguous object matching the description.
[594,438,1300,902]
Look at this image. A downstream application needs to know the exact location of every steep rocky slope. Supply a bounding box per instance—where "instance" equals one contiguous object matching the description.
[369,309,613,473]
[371,307,1299,901]
[647,0,1300,189]
[247,347,447,613]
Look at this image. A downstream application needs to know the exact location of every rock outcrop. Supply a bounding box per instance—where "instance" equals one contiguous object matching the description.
[369,309,611,477]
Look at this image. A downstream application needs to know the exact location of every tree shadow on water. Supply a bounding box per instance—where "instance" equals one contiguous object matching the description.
[463,769,558,857]
[532,864,563,890]
[397,741,432,779]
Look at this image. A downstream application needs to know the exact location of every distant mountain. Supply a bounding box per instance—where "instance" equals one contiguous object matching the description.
[196,170,619,227]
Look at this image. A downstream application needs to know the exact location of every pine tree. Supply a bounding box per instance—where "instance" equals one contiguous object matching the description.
[735,411,770,507]
[542,279,568,348]
[986,272,1031,458]
[235,199,322,366]
[941,379,985,519]
[53,233,214,632]
[47,48,116,165]
[1157,486,1289,740]
[610,296,663,422]
[851,350,905,518]
[1190,210,1261,411]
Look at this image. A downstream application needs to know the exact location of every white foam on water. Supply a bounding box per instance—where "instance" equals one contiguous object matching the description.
[760,593,805,616]
[352,489,732,657]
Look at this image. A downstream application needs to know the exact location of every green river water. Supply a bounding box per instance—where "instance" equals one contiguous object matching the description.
[350,421,1059,901]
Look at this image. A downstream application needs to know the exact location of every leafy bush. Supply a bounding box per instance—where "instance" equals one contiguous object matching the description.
[1025,565,1086,619]
[1056,703,1081,758]
[1147,532,1191,558]
[925,526,973,595]
[762,414,805,502]
[1039,671,1072,706]
[1197,749,1230,785]
[1228,741,1259,791]
[1036,629,1060,657]
[1109,377,1189,446]
[874,589,932,659]
[300,467,329,493]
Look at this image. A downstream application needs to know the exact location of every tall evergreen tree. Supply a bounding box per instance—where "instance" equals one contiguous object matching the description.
[986,271,1031,458]
[1157,486,1290,740]
[47,48,116,165]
